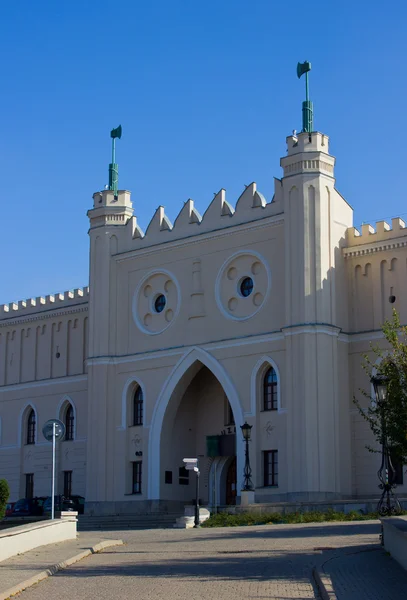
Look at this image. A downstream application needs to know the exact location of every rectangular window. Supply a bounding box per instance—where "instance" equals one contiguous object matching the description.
[63,471,72,498]
[263,450,278,487]
[65,410,74,441]
[133,389,143,426]
[27,415,35,445]
[263,368,278,411]
[25,473,34,499]
[179,466,189,486]
[132,461,142,494]
[165,470,173,484]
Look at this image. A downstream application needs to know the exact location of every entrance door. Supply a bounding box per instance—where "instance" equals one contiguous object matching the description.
[225,457,237,505]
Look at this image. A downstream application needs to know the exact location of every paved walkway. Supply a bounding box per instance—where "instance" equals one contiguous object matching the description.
[319,545,407,600]
[1,521,407,599]
[0,535,118,599]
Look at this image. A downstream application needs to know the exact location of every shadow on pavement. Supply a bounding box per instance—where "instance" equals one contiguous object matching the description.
[157,521,381,543]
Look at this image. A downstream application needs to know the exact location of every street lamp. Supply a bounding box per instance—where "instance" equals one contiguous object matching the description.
[370,373,402,516]
[240,422,254,491]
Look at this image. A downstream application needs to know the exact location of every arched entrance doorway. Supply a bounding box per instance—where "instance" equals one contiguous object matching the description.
[148,348,244,503]
[159,366,236,506]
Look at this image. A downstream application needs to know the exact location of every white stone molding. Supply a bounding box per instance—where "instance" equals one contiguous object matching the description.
[0,374,87,393]
[249,355,282,417]
[120,376,147,430]
[0,305,88,328]
[116,214,284,263]
[215,250,271,321]
[344,238,407,258]
[56,395,77,440]
[147,346,244,500]
[132,269,181,335]
[18,402,38,448]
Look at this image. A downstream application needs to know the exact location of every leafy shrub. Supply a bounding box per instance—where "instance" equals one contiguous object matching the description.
[0,479,10,519]
[201,509,401,528]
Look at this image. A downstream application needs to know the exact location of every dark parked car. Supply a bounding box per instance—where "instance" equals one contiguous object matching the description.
[43,495,85,515]
[70,495,85,515]
[5,502,15,517]
[11,497,45,517]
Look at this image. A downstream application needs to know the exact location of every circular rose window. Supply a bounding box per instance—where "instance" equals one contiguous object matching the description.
[133,271,180,334]
[215,252,270,320]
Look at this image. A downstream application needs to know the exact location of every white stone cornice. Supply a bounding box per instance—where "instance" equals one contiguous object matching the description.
[282,323,341,337]
[87,331,285,367]
[115,213,284,262]
[343,237,407,258]
[0,374,87,393]
[0,304,88,328]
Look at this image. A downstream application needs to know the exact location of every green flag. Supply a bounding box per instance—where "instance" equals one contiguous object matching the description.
[297,61,311,79]
[110,125,122,139]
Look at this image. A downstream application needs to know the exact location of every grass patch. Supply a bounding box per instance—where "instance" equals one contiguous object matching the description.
[201,509,398,528]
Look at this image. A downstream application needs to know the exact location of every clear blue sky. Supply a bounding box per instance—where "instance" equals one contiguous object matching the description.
[1,1,406,304]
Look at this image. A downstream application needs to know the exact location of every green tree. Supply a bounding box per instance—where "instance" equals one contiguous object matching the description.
[0,479,10,519]
[354,310,407,466]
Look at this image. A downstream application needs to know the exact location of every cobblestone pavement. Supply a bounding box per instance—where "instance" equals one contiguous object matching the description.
[10,521,407,600]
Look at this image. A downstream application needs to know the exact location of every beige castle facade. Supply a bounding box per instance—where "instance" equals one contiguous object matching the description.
[1,128,406,514]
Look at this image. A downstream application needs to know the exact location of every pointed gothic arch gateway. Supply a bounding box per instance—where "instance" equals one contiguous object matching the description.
[148,347,245,500]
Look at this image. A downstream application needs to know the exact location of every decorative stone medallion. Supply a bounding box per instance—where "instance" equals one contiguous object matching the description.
[133,270,180,335]
[215,251,270,320]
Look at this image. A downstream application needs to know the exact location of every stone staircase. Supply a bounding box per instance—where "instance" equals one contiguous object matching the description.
[77,513,183,531]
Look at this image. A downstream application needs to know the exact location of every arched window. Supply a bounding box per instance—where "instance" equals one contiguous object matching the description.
[65,405,74,441]
[27,409,36,444]
[263,367,278,411]
[133,387,143,426]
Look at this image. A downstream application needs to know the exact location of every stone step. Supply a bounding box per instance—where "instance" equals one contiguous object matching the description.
[77,514,182,531]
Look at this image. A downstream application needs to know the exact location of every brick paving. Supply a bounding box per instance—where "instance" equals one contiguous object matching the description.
[0,535,109,594]
[320,546,407,600]
[3,521,407,599]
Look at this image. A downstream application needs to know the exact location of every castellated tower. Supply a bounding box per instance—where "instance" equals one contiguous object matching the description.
[86,165,134,502]
[281,130,353,499]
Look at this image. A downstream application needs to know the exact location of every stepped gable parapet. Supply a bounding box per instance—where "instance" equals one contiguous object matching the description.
[131,216,144,240]
[202,189,234,224]
[346,218,407,248]
[173,199,202,230]
[126,182,282,251]
[144,206,173,241]
[0,286,89,321]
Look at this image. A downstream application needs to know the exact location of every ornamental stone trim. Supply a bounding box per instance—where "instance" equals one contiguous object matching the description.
[215,250,271,321]
[133,269,181,335]
[0,305,88,328]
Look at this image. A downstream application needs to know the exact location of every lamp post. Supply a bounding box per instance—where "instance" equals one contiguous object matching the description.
[240,422,254,491]
[370,373,402,516]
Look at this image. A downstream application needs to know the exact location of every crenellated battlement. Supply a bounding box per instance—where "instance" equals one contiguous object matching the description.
[125,181,282,248]
[0,286,89,321]
[346,218,407,248]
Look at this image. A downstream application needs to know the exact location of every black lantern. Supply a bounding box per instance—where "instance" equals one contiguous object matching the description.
[240,422,254,491]
[370,371,402,516]
[371,374,389,404]
[240,422,252,441]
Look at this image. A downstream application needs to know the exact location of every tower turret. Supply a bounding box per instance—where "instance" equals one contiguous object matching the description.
[86,127,133,506]
[281,63,353,503]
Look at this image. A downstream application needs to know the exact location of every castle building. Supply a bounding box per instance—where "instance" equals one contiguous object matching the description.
[1,85,406,515]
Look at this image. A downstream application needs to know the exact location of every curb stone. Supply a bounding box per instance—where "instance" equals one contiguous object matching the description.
[313,567,337,600]
[0,539,123,600]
